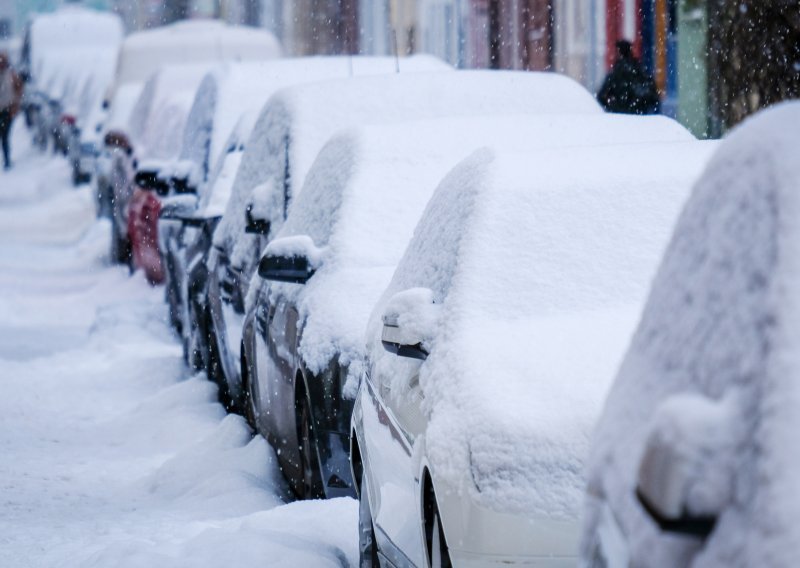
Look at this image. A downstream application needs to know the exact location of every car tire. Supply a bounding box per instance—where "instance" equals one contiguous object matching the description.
[425,485,452,568]
[295,387,324,500]
[358,471,380,567]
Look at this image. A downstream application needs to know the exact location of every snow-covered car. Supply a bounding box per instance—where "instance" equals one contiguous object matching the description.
[163,55,450,375]
[245,112,694,503]
[65,50,120,186]
[96,19,281,225]
[199,57,469,408]
[20,6,122,154]
[123,64,214,280]
[581,102,800,568]
[95,84,141,221]
[352,137,717,567]
[206,70,601,412]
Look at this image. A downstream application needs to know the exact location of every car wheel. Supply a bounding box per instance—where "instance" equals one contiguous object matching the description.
[295,388,324,500]
[425,486,452,568]
[358,471,380,567]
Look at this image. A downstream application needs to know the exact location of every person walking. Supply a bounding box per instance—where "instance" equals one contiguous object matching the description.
[0,52,22,170]
[597,40,661,115]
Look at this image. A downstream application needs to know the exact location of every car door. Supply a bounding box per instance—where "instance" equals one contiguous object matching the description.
[364,354,428,567]
[263,294,303,483]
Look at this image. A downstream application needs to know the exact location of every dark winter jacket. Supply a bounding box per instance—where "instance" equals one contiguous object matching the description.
[597,57,661,115]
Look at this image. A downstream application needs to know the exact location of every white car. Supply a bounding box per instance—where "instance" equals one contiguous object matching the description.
[352,138,716,567]
[582,102,800,568]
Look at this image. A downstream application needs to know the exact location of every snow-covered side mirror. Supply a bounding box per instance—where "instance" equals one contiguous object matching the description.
[258,235,324,285]
[158,194,199,221]
[134,168,169,196]
[381,288,440,361]
[244,204,270,235]
[636,393,740,538]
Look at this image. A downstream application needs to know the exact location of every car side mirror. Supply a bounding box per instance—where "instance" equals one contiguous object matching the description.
[134,169,169,197]
[258,235,322,284]
[171,176,196,195]
[635,393,739,538]
[245,204,270,235]
[381,288,440,361]
[159,194,199,221]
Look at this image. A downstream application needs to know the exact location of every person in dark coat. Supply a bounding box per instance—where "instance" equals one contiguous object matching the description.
[597,40,661,115]
[0,52,22,170]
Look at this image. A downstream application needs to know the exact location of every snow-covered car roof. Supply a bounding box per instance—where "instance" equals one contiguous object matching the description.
[130,63,220,162]
[268,112,695,377]
[183,55,452,193]
[112,20,282,95]
[132,64,219,163]
[26,5,122,80]
[367,139,717,523]
[583,102,800,567]
[216,70,601,261]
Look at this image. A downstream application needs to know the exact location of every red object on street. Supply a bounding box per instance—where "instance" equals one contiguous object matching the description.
[128,187,165,285]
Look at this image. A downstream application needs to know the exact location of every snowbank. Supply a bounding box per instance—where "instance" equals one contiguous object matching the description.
[0,122,357,568]
[584,101,800,567]
[367,139,716,524]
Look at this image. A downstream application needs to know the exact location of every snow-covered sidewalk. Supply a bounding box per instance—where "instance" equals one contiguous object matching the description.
[0,125,356,568]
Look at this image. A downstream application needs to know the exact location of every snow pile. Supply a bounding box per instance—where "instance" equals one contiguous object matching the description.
[584,101,800,567]
[217,69,601,285]
[0,122,357,568]
[367,139,716,526]
[268,112,693,383]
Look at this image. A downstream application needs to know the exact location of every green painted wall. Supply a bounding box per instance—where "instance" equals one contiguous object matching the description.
[677,1,708,138]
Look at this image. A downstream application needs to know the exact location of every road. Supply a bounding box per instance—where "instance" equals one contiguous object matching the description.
[0,124,356,567]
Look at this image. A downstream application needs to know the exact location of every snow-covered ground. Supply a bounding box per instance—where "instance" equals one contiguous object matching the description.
[0,124,357,567]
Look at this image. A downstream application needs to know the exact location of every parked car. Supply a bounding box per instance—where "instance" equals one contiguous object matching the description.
[582,103,800,568]
[20,6,122,153]
[65,50,120,186]
[96,19,281,239]
[94,84,141,221]
[351,138,717,566]
[162,55,450,370]
[123,64,216,281]
[204,69,601,414]
[244,111,694,503]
